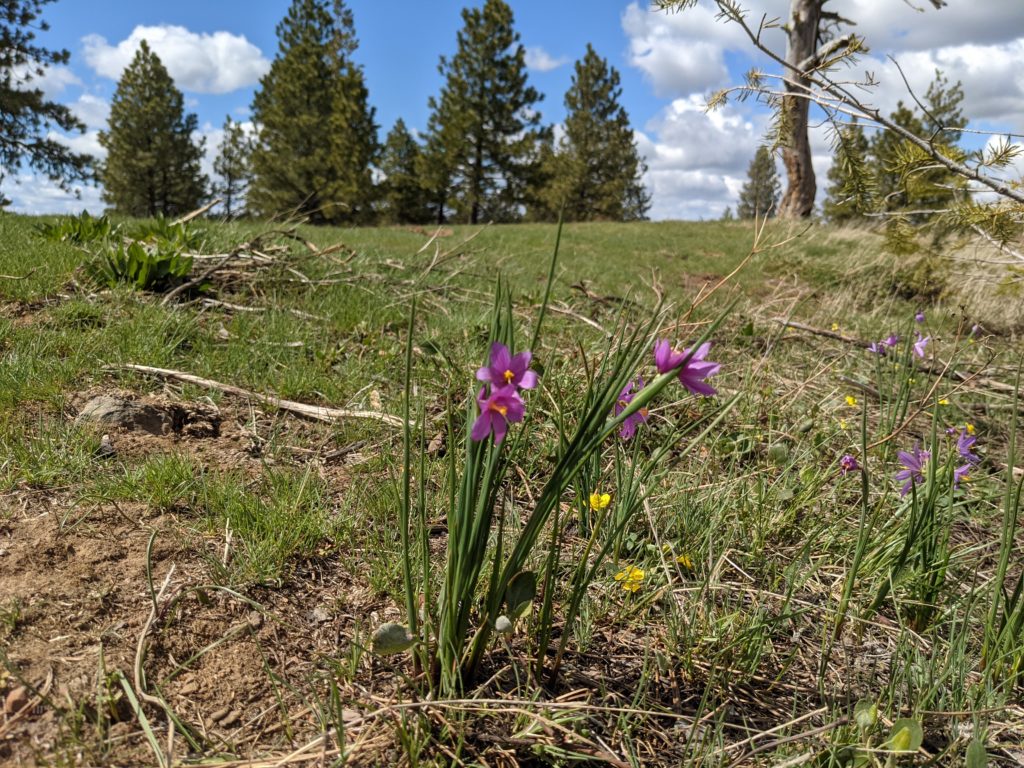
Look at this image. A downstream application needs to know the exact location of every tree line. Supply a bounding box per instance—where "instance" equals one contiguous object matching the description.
[1,0,650,224]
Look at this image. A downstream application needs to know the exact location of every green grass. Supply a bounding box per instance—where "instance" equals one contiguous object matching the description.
[0,211,1020,765]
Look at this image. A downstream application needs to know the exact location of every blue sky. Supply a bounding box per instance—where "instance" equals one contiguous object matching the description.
[9,0,1024,219]
[33,1,662,136]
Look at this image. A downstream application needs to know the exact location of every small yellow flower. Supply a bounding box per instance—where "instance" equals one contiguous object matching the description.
[589,492,611,511]
[676,553,695,570]
[908,377,916,384]
[839,418,848,430]
[831,323,840,332]
[938,398,950,406]
[966,423,975,435]
[845,395,858,407]
[614,565,645,592]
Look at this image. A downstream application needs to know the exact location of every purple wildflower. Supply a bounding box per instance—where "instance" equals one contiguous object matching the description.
[884,334,900,347]
[953,463,972,488]
[895,444,931,497]
[614,377,650,440]
[840,454,860,475]
[477,342,537,391]
[913,332,930,359]
[868,341,883,355]
[471,386,525,444]
[654,340,721,396]
[970,324,981,338]
[956,428,979,464]
[915,311,926,323]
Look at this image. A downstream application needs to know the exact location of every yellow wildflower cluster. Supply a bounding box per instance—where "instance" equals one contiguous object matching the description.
[614,565,644,592]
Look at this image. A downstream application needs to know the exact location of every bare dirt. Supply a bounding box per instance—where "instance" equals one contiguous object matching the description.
[0,390,397,766]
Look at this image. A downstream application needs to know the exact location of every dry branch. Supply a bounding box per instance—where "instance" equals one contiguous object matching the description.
[115,364,405,428]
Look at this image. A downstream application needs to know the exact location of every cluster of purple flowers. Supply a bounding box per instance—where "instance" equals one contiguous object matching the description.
[469,337,721,445]
[612,340,721,440]
[894,427,981,496]
[867,334,900,355]
[471,342,537,444]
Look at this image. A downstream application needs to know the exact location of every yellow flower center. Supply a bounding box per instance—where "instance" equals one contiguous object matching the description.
[503,369,515,384]
[489,402,508,417]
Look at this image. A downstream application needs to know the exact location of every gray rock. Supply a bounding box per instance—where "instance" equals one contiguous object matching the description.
[76,395,169,435]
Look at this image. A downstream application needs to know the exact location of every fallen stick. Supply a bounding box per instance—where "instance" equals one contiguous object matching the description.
[198,297,326,321]
[116,364,405,428]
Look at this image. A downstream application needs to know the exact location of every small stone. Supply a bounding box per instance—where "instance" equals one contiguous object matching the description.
[95,434,116,459]
[4,686,29,715]
[311,606,331,623]
[219,709,241,728]
[246,611,263,629]
[76,395,168,435]
[209,705,231,723]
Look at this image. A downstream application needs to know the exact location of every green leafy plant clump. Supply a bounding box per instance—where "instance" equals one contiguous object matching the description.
[36,211,114,244]
[85,240,193,292]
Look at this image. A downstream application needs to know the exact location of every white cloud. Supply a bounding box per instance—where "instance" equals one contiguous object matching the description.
[524,46,568,72]
[621,0,760,97]
[9,64,82,98]
[49,128,105,160]
[4,172,103,216]
[845,0,1024,52]
[69,94,110,129]
[82,25,270,94]
[636,96,772,219]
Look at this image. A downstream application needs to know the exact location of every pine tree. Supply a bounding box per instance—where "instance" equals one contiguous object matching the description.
[1,0,92,206]
[537,44,649,221]
[870,101,924,214]
[422,0,546,224]
[869,73,966,222]
[99,41,207,217]
[248,0,377,224]
[823,119,873,222]
[379,119,431,224]
[736,146,780,219]
[213,116,253,218]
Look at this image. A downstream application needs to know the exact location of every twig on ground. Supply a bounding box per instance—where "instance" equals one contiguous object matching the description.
[115,363,405,428]
[197,297,326,322]
[171,199,221,226]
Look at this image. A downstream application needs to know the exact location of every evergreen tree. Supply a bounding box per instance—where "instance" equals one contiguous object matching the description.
[869,73,966,222]
[99,41,207,217]
[870,101,924,214]
[1,0,92,206]
[736,146,780,219]
[823,119,872,222]
[422,0,546,224]
[537,44,649,221]
[249,0,377,224]
[213,116,253,218]
[379,119,431,224]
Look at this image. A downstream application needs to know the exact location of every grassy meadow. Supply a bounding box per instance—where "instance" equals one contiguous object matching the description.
[0,211,1022,766]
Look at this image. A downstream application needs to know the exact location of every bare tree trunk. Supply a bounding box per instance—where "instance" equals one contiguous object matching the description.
[778,0,821,219]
